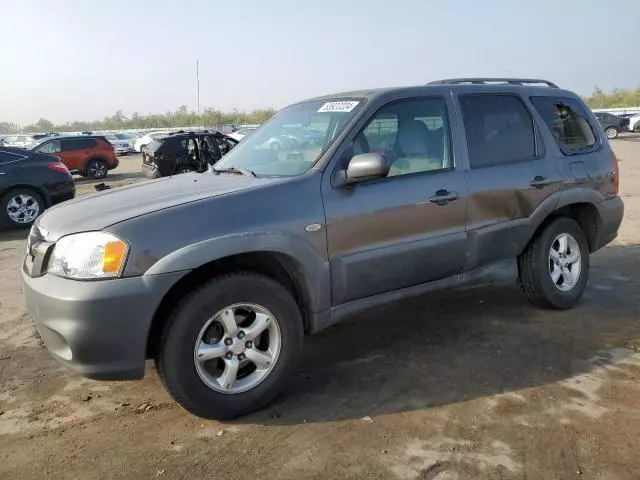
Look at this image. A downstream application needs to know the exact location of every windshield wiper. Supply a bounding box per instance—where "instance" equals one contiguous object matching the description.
[212,166,257,177]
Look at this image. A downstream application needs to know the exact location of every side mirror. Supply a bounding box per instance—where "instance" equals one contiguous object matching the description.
[344,152,388,183]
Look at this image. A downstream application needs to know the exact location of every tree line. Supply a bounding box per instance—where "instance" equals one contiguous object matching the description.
[583,86,640,109]
[0,105,277,134]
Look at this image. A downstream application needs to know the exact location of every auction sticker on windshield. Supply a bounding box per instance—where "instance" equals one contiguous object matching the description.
[317,101,360,113]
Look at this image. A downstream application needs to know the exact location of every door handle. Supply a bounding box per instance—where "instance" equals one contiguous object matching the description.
[530,176,554,188]
[429,189,460,206]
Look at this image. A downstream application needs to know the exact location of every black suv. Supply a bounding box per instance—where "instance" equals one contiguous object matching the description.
[141,131,237,178]
[23,78,623,419]
[593,112,628,139]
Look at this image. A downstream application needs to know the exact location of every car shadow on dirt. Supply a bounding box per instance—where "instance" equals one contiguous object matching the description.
[240,243,640,426]
[74,171,145,185]
[0,228,29,239]
[616,134,640,143]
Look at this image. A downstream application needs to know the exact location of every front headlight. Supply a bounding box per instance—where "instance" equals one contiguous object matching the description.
[48,232,129,280]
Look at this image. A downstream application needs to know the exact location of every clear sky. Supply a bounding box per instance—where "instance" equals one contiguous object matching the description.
[1,0,639,125]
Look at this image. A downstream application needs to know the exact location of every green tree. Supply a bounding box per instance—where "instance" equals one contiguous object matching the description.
[8,106,278,133]
[585,86,640,109]
[0,122,19,134]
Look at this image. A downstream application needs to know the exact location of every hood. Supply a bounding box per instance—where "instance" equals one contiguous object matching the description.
[38,173,282,240]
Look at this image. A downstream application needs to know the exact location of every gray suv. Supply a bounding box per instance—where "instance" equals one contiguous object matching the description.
[22,78,624,419]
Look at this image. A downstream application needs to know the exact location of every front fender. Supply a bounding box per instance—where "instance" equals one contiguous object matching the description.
[144,230,331,314]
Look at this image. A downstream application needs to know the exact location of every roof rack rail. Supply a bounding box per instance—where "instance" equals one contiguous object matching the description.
[427,78,559,88]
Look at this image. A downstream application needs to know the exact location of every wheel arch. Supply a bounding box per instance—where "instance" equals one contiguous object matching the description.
[526,201,600,254]
[145,250,316,359]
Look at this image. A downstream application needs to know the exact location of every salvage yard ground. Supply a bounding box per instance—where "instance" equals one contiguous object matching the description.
[2,138,640,479]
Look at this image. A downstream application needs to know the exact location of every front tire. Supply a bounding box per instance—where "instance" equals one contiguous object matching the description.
[156,273,304,419]
[518,217,589,309]
[604,127,619,139]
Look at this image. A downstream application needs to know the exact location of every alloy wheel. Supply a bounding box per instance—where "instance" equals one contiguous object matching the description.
[6,193,40,224]
[193,303,282,394]
[549,233,582,291]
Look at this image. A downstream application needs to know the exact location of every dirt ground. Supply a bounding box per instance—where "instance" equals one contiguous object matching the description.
[1,141,640,480]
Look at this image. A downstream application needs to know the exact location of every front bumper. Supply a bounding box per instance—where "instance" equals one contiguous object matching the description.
[594,196,624,251]
[22,268,185,380]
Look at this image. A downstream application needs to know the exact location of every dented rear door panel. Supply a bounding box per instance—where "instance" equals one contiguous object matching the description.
[454,89,563,271]
[463,159,562,270]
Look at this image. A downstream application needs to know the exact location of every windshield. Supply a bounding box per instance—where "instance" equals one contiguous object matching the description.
[105,135,118,141]
[114,133,130,140]
[214,98,364,176]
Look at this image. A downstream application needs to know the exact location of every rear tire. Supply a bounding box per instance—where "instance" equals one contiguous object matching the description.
[156,273,304,419]
[518,217,589,309]
[0,188,45,229]
[604,127,619,139]
[86,159,108,179]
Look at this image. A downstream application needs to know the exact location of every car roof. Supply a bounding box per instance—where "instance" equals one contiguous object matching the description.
[295,78,576,106]
[154,131,227,140]
[38,134,106,140]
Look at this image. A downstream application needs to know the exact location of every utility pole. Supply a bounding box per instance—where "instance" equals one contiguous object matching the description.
[196,59,200,116]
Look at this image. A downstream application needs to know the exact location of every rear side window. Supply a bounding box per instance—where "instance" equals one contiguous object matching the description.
[146,139,166,153]
[460,94,536,168]
[62,138,97,151]
[530,97,596,154]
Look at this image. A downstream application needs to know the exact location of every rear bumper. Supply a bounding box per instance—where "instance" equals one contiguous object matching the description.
[141,162,162,179]
[594,196,624,251]
[50,186,75,206]
[22,268,185,380]
[44,179,75,206]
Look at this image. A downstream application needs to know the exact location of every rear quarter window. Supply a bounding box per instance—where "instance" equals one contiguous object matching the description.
[530,97,597,155]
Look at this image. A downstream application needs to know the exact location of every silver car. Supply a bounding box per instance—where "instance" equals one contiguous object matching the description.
[105,134,132,156]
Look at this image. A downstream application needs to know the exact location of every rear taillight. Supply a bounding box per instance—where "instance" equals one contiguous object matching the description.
[612,150,619,195]
[48,161,70,174]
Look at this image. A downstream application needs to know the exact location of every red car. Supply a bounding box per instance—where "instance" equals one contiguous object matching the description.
[30,135,119,179]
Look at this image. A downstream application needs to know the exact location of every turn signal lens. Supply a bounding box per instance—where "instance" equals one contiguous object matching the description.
[103,240,127,273]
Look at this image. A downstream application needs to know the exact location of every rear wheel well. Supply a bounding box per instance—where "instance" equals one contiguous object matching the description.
[146,252,311,358]
[533,202,599,252]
